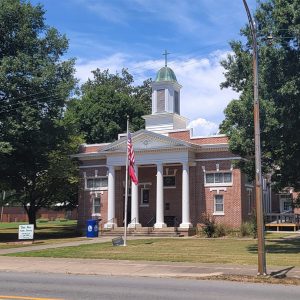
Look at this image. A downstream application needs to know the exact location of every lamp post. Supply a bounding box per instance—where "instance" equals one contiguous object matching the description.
[242,0,267,275]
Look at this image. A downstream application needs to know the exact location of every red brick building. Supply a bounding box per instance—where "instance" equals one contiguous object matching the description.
[75,64,270,233]
[0,206,77,223]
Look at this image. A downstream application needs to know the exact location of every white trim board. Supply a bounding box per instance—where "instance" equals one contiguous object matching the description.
[79,165,107,169]
[195,157,241,162]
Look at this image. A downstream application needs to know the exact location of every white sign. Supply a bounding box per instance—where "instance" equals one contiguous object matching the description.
[18,224,34,240]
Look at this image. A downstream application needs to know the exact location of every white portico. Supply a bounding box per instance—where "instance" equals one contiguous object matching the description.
[101,130,195,229]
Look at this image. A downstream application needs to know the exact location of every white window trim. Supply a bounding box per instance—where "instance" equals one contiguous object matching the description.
[213,195,224,215]
[213,212,225,216]
[92,194,101,217]
[204,171,233,187]
[205,182,232,188]
[140,187,150,207]
[85,176,108,191]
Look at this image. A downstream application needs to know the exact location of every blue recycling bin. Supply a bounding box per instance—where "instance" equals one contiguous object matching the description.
[86,219,99,238]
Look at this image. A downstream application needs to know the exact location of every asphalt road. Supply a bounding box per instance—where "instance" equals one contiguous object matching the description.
[0,272,299,300]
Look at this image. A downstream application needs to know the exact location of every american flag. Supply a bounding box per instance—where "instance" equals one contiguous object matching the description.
[127,132,138,185]
[127,132,135,165]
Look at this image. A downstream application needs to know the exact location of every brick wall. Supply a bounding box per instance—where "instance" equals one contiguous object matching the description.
[168,130,190,141]
[78,159,246,229]
[191,136,228,145]
[195,151,238,159]
[138,166,157,226]
[196,160,243,228]
[79,144,107,154]
[0,207,77,223]
[169,130,229,146]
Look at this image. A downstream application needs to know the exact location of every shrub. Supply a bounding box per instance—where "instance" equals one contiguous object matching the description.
[240,222,251,237]
[240,220,257,238]
[201,213,216,238]
[213,223,229,237]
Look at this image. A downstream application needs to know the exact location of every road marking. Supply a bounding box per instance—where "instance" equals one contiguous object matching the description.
[0,296,63,300]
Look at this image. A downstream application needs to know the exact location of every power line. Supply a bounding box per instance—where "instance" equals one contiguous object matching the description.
[0,96,67,115]
[0,91,75,112]
[0,94,65,113]
[0,89,66,102]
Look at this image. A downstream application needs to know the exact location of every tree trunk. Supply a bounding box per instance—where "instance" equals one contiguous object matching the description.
[27,206,37,229]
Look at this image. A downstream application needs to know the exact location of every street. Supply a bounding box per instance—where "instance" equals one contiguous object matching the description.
[0,272,299,300]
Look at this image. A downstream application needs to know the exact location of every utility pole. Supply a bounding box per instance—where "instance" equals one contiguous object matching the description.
[123,116,130,246]
[242,0,267,275]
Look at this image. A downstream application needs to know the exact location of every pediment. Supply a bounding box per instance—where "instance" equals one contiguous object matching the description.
[101,130,191,153]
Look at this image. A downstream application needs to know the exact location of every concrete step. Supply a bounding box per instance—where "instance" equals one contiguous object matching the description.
[100,226,185,237]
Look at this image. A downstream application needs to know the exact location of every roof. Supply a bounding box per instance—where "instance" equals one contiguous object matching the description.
[155,66,178,83]
[100,129,198,153]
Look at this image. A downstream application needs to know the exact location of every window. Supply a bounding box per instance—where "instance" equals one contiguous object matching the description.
[224,173,232,183]
[140,188,150,206]
[85,177,108,190]
[280,194,292,212]
[174,91,180,114]
[157,89,165,112]
[247,188,253,214]
[214,195,224,214]
[163,175,176,188]
[205,172,232,186]
[283,201,292,211]
[92,195,101,216]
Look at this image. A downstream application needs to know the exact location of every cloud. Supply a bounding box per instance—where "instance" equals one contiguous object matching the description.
[74,50,239,128]
[169,51,239,124]
[188,118,219,137]
[75,53,129,82]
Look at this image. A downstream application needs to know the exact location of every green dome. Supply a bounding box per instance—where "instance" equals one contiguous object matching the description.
[155,66,177,82]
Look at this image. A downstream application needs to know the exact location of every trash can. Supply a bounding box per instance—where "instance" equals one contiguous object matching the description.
[86,219,99,238]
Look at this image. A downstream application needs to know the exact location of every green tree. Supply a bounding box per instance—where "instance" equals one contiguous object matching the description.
[66,68,151,143]
[0,0,79,226]
[220,0,300,190]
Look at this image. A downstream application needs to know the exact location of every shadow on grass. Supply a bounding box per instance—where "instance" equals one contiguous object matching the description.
[247,237,300,255]
[0,223,80,243]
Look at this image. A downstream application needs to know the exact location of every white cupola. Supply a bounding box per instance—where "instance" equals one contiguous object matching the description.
[143,51,188,134]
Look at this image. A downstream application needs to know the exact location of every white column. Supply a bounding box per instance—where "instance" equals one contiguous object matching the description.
[129,165,141,228]
[105,165,117,228]
[154,163,166,228]
[180,162,192,228]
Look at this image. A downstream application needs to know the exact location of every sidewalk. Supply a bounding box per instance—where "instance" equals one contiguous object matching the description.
[0,236,112,255]
[0,237,300,280]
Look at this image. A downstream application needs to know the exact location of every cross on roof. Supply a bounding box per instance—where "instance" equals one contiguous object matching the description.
[162,50,170,67]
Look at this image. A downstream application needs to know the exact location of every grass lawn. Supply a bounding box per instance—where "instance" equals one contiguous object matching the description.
[0,220,81,249]
[8,235,300,267]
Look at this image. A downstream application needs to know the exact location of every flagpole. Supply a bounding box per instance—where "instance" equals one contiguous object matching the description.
[123,116,129,246]
[0,191,5,222]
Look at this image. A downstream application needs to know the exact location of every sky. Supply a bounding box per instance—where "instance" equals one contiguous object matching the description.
[31,0,258,136]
